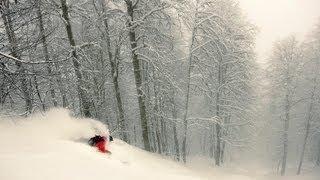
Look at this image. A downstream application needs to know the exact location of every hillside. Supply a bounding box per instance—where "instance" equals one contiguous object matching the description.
[0,109,318,180]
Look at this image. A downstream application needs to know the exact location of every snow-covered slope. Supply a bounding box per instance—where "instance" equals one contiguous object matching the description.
[0,109,318,180]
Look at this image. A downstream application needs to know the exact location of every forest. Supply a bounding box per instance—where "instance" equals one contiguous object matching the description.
[0,0,320,176]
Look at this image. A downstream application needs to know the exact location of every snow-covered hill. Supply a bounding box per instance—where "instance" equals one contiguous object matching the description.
[0,109,318,180]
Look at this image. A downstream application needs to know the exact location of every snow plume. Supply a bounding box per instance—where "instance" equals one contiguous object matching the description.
[0,108,108,142]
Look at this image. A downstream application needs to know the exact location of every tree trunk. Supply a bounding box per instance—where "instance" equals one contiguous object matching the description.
[152,72,162,153]
[50,53,68,108]
[156,119,162,154]
[281,93,290,176]
[160,106,167,154]
[181,22,197,164]
[150,119,157,152]
[100,0,128,142]
[209,125,215,158]
[125,0,150,151]
[171,93,180,160]
[207,86,216,160]
[33,73,45,111]
[220,140,226,164]
[60,0,92,117]
[56,67,69,108]
[297,77,316,175]
[173,122,180,160]
[160,104,168,154]
[161,123,168,154]
[280,60,292,176]
[317,138,320,166]
[220,115,230,164]
[215,121,222,166]
[0,63,5,104]
[113,69,128,140]
[36,0,57,107]
[0,61,12,105]
[214,60,223,166]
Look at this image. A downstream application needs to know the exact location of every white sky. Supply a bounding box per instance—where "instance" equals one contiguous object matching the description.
[238,0,320,63]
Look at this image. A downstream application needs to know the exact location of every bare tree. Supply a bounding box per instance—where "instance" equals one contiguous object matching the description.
[0,0,33,114]
[268,36,302,176]
[60,0,93,117]
[297,77,316,174]
[35,0,57,107]
[98,0,128,142]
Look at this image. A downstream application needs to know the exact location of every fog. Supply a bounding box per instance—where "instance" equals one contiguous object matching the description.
[239,0,320,62]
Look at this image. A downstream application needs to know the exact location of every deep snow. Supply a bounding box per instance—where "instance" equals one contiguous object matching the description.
[0,109,319,180]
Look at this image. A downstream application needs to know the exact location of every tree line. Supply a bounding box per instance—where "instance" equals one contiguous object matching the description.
[266,21,320,175]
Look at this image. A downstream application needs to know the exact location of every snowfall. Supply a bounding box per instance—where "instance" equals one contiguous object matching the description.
[0,109,319,180]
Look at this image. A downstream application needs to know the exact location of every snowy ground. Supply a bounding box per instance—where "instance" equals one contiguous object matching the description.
[0,109,319,180]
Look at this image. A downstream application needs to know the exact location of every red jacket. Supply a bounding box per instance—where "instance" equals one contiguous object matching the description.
[95,137,110,153]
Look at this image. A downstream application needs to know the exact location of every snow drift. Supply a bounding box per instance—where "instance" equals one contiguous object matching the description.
[0,108,319,180]
[0,108,108,141]
[0,109,204,180]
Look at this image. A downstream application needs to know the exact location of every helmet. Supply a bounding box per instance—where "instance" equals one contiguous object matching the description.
[109,135,114,142]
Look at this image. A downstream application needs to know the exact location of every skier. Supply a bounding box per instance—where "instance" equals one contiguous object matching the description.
[88,135,113,154]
